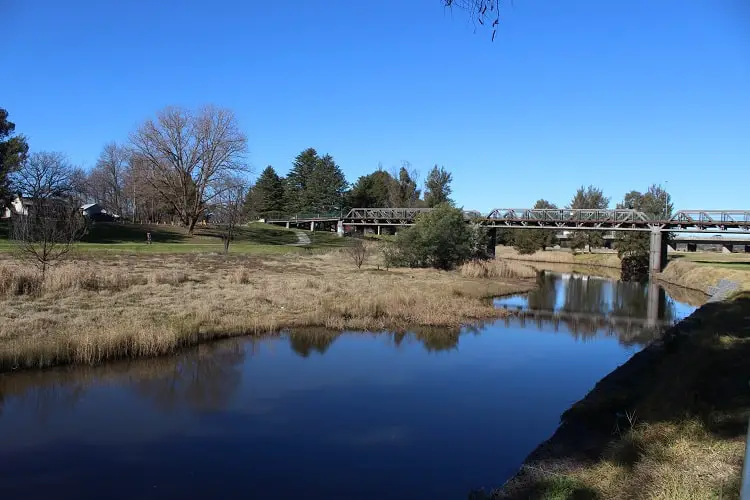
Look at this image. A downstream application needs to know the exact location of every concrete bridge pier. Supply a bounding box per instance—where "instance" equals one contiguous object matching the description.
[377,225,382,236]
[649,229,668,273]
[310,221,315,232]
[722,244,734,254]
[337,220,344,237]
[285,222,290,229]
[687,242,697,252]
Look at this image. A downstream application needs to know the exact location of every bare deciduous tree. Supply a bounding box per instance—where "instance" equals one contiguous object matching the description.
[11,199,86,276]
[11,151,74,200]
[212,177,248,254]
[130,106,249,233]
[346,238,368,269]
[444,0,503,40]
[90,142,129,215]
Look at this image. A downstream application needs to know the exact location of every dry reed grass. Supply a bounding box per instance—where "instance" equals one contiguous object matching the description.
[495,246,622,268]
[0,251,535,371]
[658,258,750,294]
[459,259,537,279]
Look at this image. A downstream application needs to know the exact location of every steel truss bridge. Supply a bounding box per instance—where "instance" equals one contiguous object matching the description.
[265,208,750,272]
[335,208,750,233]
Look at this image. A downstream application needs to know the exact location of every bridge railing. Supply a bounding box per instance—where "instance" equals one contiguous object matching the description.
[343,207,434,220]
[671,210,750,226]
[486,208,651,223]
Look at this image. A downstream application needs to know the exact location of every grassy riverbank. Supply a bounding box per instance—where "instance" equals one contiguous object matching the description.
[0,251,535,372]
[495,292,750,499]
[495,246,622,268]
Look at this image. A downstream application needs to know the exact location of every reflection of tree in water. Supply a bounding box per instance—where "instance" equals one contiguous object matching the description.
[388,327,465,352]
[131,340,246,412]
[413,327,460,353]
[0,371,88,420]
[526,272,559,311]
[287,330,340,358]
[562,275,608,315]
[0,339,248,418]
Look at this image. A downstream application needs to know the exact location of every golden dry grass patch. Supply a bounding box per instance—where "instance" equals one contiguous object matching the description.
[0,251,535,371]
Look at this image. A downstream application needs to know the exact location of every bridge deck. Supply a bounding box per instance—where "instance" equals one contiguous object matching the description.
[264,208,750,233]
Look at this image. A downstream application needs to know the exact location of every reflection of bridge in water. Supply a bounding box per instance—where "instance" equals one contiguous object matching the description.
[500,307,673,340]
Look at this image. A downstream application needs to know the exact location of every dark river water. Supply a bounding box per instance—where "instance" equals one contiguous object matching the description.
[0,272,703,500]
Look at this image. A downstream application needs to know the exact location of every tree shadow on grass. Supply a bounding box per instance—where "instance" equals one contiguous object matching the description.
[82,222,189,244]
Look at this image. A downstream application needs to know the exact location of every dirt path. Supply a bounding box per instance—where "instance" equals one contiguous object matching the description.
[292,230,311,246]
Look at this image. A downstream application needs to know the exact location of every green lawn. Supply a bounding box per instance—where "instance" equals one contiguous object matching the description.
[670,251,750,270]
[0,221,351,255]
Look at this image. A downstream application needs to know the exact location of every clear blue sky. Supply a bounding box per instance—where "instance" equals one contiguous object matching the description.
[4,0,749,213]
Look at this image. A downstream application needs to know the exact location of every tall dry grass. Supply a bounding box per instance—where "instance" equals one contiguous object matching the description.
[658,258,750,294]
[0,252,535,371]
[459,259,538,279]
[495,246,622,268]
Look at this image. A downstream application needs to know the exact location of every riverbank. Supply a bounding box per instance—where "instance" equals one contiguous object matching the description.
[495,246,621,269]
[494,291,750,499]
[497,245,750,295]
[0,252,535,372]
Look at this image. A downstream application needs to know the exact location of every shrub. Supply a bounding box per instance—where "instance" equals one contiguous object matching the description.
[383,204,486,270]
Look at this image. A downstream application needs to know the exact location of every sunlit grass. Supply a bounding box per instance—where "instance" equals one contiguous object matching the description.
[0,251,535,371]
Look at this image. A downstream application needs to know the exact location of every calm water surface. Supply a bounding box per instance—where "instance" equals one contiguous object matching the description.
[0,272,703,500]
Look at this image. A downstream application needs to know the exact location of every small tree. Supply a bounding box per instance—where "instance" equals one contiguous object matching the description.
[346,238,368,269]
[11,199,85,276]
[213,178,247,254]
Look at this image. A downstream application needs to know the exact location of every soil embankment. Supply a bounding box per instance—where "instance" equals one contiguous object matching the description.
[494,292,750,499]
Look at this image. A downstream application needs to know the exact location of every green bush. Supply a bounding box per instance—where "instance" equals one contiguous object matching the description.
[383,204,487,270]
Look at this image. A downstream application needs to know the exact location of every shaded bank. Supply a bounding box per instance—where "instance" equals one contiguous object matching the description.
[0,253,535,372]
[494,292,750,499]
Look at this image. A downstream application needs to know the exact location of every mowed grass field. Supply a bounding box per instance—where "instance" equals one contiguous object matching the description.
[0,220,349,255]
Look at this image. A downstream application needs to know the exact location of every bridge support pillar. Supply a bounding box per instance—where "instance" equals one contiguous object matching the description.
[722,244,734,254]
[649,229,667,273]
[745,245,750,254]
[687,242,697,252]
[310,221,315,232]
[285,222,290,229]
[377,225,381,236]
[337,220,344,237]
[646,281,663,330]
[486,228,497,258]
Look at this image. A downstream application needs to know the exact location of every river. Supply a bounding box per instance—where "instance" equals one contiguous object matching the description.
[0,271,704,500]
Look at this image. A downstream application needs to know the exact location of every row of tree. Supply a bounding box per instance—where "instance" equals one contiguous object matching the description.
[1,106,457,233]
[508,184,672,260]
[246,160,454,217]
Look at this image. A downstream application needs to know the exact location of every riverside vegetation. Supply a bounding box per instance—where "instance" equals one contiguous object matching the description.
[0,216,536,371]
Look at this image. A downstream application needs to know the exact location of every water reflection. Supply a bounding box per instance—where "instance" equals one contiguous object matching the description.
[0,272,705,500]
[495,271,705,346]
[0,341,247,417]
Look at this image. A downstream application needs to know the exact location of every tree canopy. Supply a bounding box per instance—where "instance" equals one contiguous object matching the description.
[248,165,285,215]
[424,165,453,207]
[0,108,29,202]
[347,169,395,208]
[569,185,610,251]
[616,184,673,258]
[285,148,347,214]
